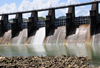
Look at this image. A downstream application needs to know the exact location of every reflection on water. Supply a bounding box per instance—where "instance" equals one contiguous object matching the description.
[0,44,100,66]
[45,45,67,56]
[66,44,88,57]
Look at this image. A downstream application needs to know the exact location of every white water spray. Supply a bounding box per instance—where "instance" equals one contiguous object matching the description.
[56,28,64,45]
[32,27,45,45]
[11,29,27,45]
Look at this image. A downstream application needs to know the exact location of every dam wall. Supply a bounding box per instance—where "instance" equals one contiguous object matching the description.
[0,1,99,45]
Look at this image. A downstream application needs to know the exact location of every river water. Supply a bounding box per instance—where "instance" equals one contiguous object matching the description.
[0,44,100,67]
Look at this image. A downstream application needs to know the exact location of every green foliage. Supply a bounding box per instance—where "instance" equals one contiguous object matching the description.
[23,18,29,22]
[57,16,66,19]
[38,17,46,21]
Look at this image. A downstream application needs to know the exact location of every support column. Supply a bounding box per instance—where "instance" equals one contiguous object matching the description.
[0,14,8,36]
[90,2,98,36]
[11,13,22,38]
[45,8,55,37]
[27,11,38,37]
[66,6,75,37]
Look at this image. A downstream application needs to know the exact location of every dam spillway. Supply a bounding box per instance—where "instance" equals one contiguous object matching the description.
[45,26,66,45]
[0,30,11,44]
[0,1,99,46]
[32,27,45,45]
[0,1,100,67]
[0,24,98,45]
[11,29,27,45]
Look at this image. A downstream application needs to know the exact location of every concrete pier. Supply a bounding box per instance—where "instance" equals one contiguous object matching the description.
[27,11,38,37]
[66,6,75,37]
[90,3,98,36]
[0,14,8,36]
[11,13,22,38]
[45,8,55,37]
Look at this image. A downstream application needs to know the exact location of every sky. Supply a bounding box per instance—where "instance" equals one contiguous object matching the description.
[0,0,99,19]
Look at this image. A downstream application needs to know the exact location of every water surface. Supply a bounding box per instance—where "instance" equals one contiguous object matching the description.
[0,44,100,66]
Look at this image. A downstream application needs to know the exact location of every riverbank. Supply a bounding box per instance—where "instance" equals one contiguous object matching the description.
[0,55,95,68]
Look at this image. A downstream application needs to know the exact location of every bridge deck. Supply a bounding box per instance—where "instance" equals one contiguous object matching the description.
[0,1,100,16]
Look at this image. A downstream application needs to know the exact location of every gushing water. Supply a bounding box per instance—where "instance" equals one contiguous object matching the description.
[0,30,11,44]
[91,24,100,54]
[92,32,100,45]
[45,26,66,45]
[77,25,88,44]
[92,29,96,52]
[28,36,35,44]
[66,25,88,45]
[32,27,45,45]
[66,28,79,45]
[11,29,27,45]
[56,28,64,45]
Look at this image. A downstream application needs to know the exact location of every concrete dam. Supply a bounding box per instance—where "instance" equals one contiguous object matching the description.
[0,1,100,45]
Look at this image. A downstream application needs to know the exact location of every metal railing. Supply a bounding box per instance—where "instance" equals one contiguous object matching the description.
[75,16,90,25]
[37,21,45,28]
[55,19,66,27]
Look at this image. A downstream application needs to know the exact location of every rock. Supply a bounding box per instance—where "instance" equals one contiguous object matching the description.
[0,57,5,60]
[61,55,66,57]
[0,55,96,68]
